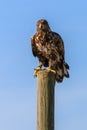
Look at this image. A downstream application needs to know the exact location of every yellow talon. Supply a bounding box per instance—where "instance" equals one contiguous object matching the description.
[47,68,56,74]
[34,70,38,77]
[35,66,42,71]
[33,66,42,77]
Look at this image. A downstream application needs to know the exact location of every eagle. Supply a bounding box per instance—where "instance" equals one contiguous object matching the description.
[31,19,69,82]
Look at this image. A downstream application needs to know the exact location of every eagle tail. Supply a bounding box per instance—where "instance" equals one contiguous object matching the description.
[55,62,69,83]
[63,62,69,77]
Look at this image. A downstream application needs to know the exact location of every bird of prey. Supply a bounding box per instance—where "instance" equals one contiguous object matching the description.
[31,19,69,82]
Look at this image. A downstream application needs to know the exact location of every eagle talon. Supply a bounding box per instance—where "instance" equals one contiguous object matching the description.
[47,68,56,74]
[33,66,42,77]
[34,70,38,77]
[34,66,42,71]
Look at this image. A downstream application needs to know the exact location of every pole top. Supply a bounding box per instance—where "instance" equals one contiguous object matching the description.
[37,69,55,76]
[37,70,56,86]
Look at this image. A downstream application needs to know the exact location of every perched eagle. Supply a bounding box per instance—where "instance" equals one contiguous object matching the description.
[31,19,69,82]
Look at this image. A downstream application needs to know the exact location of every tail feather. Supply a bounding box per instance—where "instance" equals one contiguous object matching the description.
[55,62,69,83]
[64,62,69,69]
[63,63,69,77]
[55,67,64,83]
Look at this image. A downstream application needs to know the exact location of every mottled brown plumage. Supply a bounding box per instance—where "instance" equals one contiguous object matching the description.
[31,19,69,82]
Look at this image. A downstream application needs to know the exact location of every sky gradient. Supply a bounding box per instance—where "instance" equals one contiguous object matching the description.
[0,0,87,130]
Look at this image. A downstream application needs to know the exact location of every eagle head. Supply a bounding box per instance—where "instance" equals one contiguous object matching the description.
[37,19,51,31]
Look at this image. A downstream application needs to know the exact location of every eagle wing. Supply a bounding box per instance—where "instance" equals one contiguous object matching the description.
[53,32,69,69]
[31,35,39,57]
[52,32,65,60]
[46,31,69,82]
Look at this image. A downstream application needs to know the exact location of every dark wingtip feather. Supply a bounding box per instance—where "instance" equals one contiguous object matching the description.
[64,62,70,69]
[64,72,70,78]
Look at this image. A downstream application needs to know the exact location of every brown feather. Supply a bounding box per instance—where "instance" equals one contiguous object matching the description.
[31,19,69,82]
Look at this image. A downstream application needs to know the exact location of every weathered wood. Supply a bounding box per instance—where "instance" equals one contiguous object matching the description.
[37,70,55,130]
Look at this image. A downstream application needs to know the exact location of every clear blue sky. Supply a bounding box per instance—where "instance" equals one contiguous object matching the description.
[0,0,87,130]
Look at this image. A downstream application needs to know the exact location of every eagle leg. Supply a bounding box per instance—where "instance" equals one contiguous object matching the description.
[34,64,42,77]
[46,59,56,74]
[46,68,56,74]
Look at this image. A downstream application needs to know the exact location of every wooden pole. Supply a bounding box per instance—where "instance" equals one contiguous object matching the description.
[37,70,55,130]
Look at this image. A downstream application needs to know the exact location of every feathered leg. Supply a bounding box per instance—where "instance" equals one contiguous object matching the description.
[46,59,56,74]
